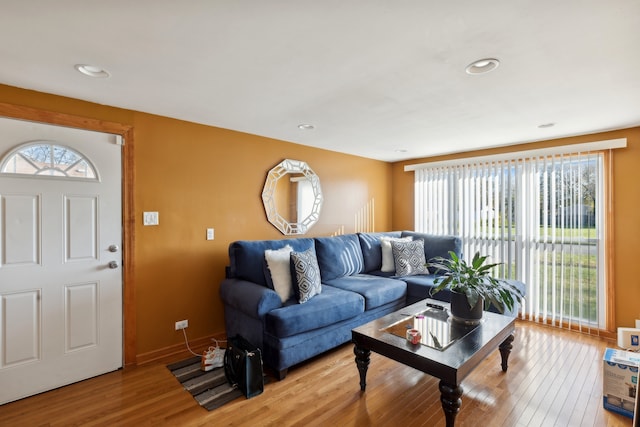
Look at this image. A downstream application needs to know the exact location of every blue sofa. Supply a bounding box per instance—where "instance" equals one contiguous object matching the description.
[219,231,522,379]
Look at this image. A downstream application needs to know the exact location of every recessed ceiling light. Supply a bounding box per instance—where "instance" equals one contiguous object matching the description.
[74,64,110,78]
[538,122,555,128]
[465,58,500,75]
[297,124,315,130]
[395,149,408,153]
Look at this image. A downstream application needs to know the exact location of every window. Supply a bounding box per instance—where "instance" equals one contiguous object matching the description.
[1,141,97,180]
[410,140,625,332]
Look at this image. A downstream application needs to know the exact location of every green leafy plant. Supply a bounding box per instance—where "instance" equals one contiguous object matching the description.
[428,251,524,314]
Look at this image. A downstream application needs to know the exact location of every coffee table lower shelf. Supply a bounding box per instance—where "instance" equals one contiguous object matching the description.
[351,299,516,427]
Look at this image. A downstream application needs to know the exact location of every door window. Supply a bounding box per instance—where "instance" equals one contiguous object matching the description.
[1,141,98,180]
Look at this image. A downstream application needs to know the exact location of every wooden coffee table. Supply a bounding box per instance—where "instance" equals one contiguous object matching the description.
[352,299,515,427]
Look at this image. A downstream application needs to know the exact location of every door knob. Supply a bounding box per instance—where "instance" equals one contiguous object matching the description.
[108,244,119,253]
[108,261,118,269]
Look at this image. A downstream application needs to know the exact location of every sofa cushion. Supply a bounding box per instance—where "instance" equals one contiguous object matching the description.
[228,238,314,286]
[314,234,365,281]
[291,247,322,303]
[264,245,294,302]
[357,231,402,272]
[324,274,406,310]
[265,285,365,338]
[391,239,430,276]
[366,269,397,278]
[402,274,444,303]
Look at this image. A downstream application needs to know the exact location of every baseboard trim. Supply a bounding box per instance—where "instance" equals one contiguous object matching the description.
[517,317,617,341]
[135,332,227,366]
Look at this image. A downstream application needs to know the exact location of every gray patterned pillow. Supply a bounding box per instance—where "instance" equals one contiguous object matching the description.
[390,239,430,276]
[290,248,322,303]
[380,236,412,272]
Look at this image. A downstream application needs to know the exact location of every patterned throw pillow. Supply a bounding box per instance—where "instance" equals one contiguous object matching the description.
[390,239,430,276]
[290,248,322,303]
[264,245,294,303]
[380,236,413,272]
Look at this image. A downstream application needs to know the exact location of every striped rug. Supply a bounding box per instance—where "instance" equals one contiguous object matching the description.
[167,356,243,411]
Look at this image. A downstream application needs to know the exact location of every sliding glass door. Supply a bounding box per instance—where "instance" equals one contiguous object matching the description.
[414,151,606,331]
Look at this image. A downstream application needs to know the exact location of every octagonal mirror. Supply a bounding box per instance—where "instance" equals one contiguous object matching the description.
[262,159,323,235]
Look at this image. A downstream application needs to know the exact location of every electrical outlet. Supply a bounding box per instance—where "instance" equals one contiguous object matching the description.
[175,319,188,330]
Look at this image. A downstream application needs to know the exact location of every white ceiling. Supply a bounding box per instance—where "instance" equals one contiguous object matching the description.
[1,1,639,162]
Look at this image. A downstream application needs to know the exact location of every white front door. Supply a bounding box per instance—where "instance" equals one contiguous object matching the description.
[0,118,122,404]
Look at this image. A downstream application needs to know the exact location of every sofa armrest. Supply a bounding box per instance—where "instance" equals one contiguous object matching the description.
[220,278,283,319]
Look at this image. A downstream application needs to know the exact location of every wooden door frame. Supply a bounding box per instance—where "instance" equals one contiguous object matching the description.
[0,102,137,367]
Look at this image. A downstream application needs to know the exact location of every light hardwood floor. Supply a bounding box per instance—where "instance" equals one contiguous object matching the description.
[0,320,634,426]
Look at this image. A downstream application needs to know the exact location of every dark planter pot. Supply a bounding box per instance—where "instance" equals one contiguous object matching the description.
[450,291,483,325]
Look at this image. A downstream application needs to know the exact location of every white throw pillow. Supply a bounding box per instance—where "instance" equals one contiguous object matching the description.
[380,236,412,272]
[264,245,294,303]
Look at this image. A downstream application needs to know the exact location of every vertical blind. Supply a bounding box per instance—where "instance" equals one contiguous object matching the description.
[414,150,606,332]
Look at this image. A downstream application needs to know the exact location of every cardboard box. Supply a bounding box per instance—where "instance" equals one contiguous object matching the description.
[618,328,640,350]
[603,348,640,419]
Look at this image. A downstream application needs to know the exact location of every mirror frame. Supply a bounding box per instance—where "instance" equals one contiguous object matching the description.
[261,159,323,235]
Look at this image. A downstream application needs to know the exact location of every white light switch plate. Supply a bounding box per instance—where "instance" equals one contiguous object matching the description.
[206,228,214,240]
[143,211,159,226]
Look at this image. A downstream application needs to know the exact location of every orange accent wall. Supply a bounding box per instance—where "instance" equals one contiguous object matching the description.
[0,84,393,358]
[3,82,637,356]
[391,127,640,329]
[131,112,392,354]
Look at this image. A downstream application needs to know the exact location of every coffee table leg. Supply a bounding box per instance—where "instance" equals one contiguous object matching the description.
[499,333,515,372]
[353,344,370,391]
[439,380,463,427]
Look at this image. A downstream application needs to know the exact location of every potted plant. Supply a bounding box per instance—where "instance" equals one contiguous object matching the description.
[428,251,524,324]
